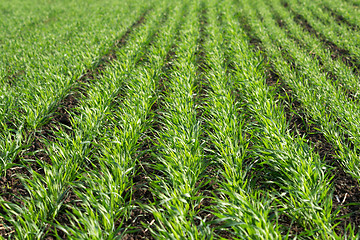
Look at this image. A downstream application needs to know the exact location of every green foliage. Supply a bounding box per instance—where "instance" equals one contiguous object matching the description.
[1,0,360,239]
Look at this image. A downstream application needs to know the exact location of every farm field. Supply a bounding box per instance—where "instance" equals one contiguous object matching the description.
[1,0,360,239]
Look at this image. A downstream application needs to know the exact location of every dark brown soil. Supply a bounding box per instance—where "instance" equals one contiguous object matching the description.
[288,107,360,235]
[332,163,360,235]
[121,7,183,238]
[346,0,360,7]
[270,8,359,104]
[285,4,360,71]
[122,157,157,240]
[6,70,25,87]
[0,167,30,236]
[325,7,359,32]
[53,93,79,130]
[299,14,359,70]
[197,167,237,239]
[277,214,305,238]
[193,4,225,238]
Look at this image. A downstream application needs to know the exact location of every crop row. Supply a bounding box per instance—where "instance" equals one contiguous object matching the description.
[1,0,167,237]
[239,0,360,237]
[0,0,150,176]
[244,0,360,187]
[1,0,360,239]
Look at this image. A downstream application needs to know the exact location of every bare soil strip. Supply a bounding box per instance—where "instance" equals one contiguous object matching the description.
[344,0,360,6]
[324,6,360,31]
[289,15,360,103]
[296,14,359,69]
[5,70,25,87]
[281,2,360,71]
[193,0,219,233]
[121,8,184,240]
[270,12,360,103]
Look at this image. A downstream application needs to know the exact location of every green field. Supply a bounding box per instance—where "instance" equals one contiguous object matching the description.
[1,0,360,239]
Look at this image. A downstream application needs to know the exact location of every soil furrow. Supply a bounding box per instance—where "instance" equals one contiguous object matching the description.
[294,14,359,70]
[281,2,360,71]
[270,12,360,104]
[201,4,247,238]
[324,6,359,32]
[193,1,218,232]
[120,6,186,239]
